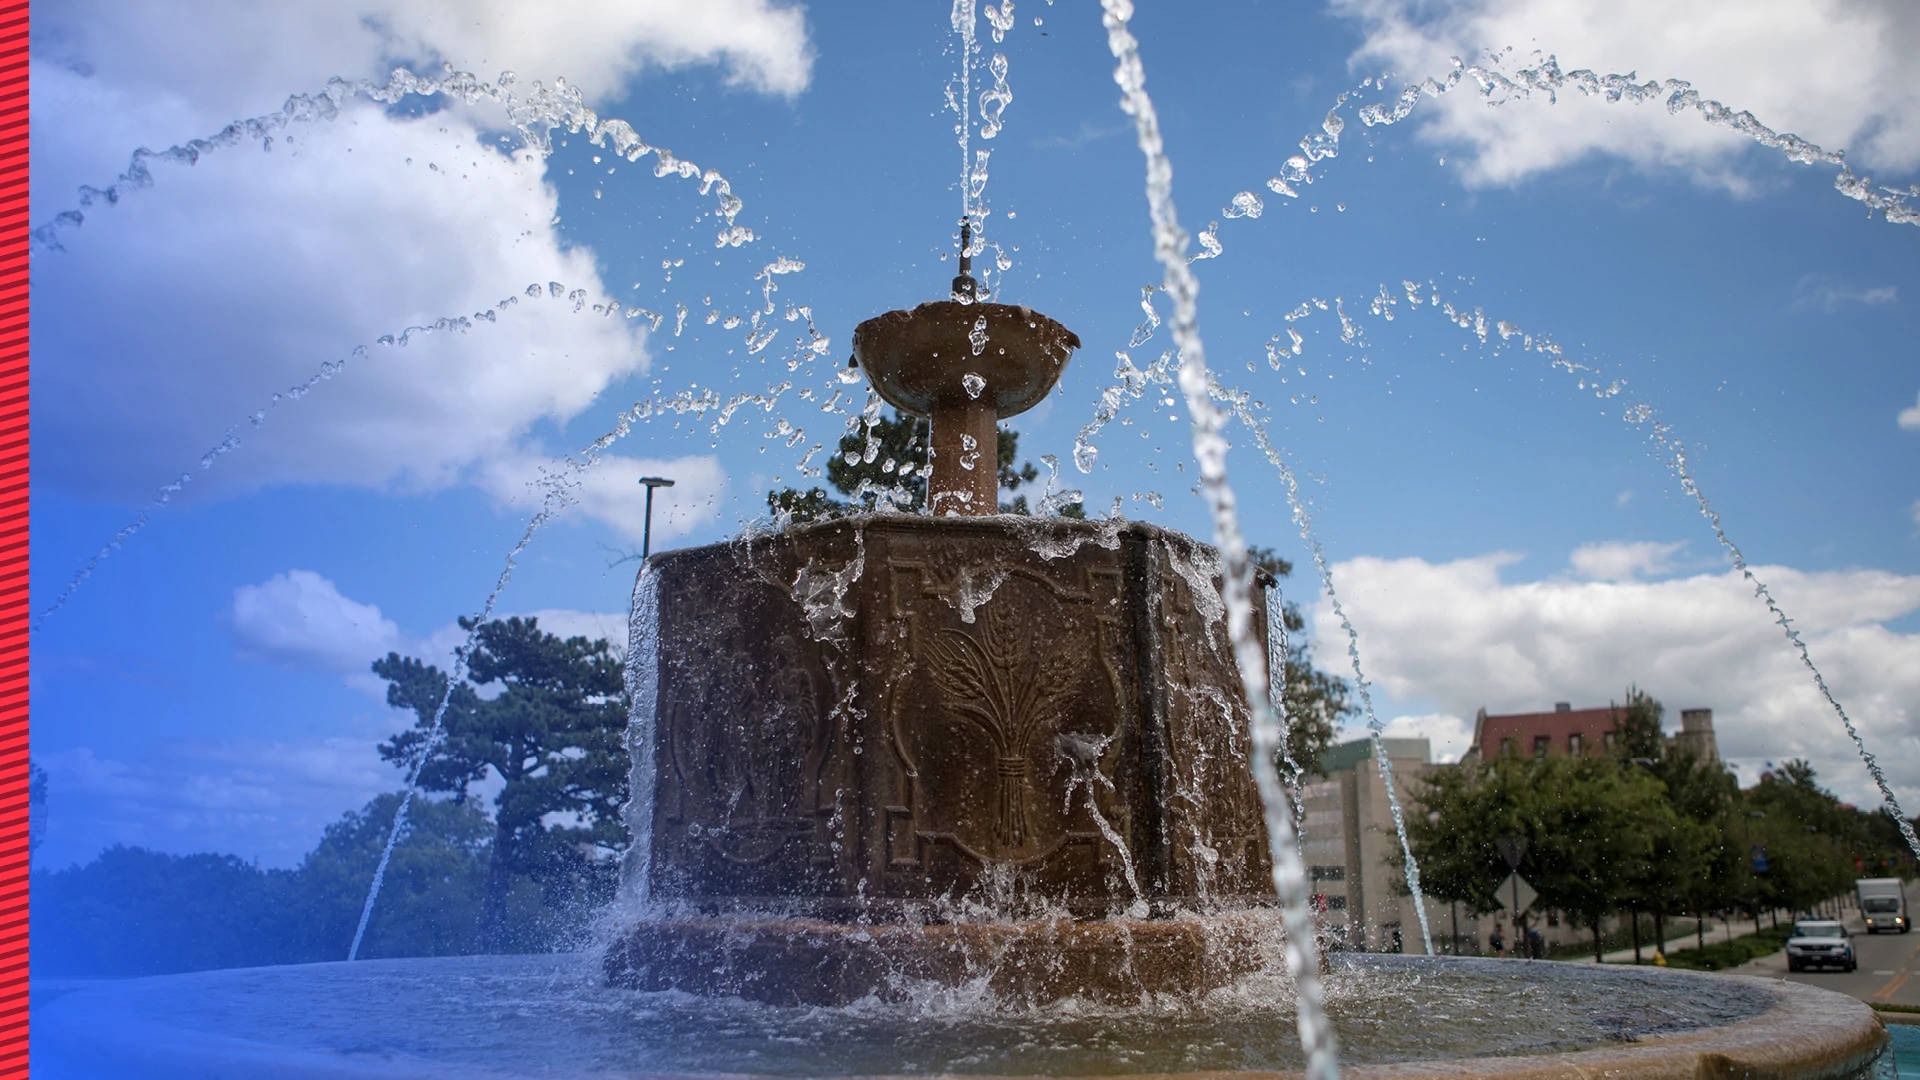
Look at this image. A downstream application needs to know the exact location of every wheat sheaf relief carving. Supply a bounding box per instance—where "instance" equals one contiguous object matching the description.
[925,599,1077,852]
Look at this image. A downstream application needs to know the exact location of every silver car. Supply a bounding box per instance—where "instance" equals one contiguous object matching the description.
[1785,921,1857,973]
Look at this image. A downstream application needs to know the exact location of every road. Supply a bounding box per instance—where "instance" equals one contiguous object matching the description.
[1735,911,1920,1008]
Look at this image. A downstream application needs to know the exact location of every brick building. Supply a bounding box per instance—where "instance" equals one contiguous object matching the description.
[1461,701,1717,764]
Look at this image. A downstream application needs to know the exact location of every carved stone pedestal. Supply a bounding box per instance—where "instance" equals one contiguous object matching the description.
[609,515,1279,1004]
[605,913,1275,1006]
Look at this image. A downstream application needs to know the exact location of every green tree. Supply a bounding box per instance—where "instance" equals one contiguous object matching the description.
[375,617,629,951]
[1246,546,1350,773]
[1619,747,1728,951]
[767,411,1078,520]
[1650,748,1744,944]
[1609,686,1666,762]
[32,846,303,975]
[1594,690,1738,949]
[1408,754,1685,959]
[291,791,503,960]
[1741,760,1857,919]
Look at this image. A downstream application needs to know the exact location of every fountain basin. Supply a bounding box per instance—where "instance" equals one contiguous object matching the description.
[31,954,1889,1078]
[851,301,1080,420]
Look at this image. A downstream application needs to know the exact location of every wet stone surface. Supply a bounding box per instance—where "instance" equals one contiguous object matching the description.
[630,515,1276,922]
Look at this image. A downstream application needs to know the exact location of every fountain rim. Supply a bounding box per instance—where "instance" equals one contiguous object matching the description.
[30,955,1889,1079]
[640,512,1242,573]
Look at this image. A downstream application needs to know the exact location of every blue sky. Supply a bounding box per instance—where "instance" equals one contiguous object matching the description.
[28,0,1920,870]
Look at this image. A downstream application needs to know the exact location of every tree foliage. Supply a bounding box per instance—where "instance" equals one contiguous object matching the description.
[29,792,572,975]
[1410,690,1907,957]
[1740,760,1862,916]
[1409,755,1681,924]
[375,616,628,950]
[1610,686,1666,762]
[289,791,564,960]
[767,411,1079,520]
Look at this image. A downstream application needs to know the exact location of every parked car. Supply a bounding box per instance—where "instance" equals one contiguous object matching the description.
[1786,920,1857,973]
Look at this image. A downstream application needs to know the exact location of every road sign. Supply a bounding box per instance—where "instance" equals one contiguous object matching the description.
[1496,872,1538,916]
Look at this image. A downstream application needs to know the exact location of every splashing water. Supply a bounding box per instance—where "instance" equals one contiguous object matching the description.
[1212,382,1434,959]
[1255,280,1920,866]
[37,286,541,630]
[1264,589,1311,836]
[620,563,662,906]
[39,252,838,632]
[1096,4,1337,1078]
[34,66,758,253]
[1634,412,1920,859]
[951,0,978,226]
[352,374,799,955]
[1214,56,1920,232]
[1057,731,1149,916]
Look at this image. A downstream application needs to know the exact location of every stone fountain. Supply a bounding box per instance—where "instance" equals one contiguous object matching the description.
[34,248,1897,1080]
[604,237,1289,1005]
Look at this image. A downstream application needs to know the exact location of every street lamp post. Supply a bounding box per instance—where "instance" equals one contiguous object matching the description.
[638,476,676,557]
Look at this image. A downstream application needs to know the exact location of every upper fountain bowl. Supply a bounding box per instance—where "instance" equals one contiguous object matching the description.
[852,300,1081,420]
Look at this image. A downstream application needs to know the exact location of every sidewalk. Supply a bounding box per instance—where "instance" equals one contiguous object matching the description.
[1572,901,1855,965]
[1569,916,1748,965]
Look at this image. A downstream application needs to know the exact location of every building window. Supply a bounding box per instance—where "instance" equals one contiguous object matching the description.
[1568,733,1583,756]
[1604,731,1618,751]
[1533,735,1551,759]
[1547,909,1560,927]
[1500,737,1517,758]
[1326,895,1347,910]
[1310,865,1346,882]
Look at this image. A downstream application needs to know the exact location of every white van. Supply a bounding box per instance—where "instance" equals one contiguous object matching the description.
[1857,878,1909,933]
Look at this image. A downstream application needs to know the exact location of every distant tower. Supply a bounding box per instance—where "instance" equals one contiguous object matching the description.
[1675,708,1718,762]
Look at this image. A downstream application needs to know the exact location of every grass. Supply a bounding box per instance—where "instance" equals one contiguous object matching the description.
[1655,925,1795,971]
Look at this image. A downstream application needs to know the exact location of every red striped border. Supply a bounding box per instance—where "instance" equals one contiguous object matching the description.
[0,0,25,1076]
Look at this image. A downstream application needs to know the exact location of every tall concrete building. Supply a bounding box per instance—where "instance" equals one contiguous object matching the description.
[1298,736,1448,952]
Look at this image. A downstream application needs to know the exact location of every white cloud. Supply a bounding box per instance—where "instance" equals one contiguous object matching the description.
[1899,393,1920,432]
[1312,550,1920,810]
[231,570,403,675]
[1567,539,1685,581]
[1333,0,1920,189]
[1377,712,1476,763]
[32,0,812,117]
[476,452,729,547]
[517,609,633,659]
[1793,277,1900,312]
[229,569,630,691]
[377,0,815,100]
[31,1,811,532]
[33,80,646,502]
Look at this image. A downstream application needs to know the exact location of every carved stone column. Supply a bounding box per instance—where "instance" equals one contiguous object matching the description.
[851,301,1079,516]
